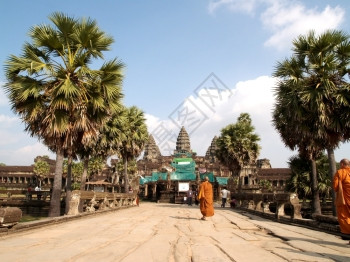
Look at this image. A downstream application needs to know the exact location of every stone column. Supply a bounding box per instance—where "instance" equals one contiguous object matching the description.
[67,191,81,215]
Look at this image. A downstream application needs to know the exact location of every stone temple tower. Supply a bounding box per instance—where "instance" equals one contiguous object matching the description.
[143,134,162,162]
[205,136,218,163]
[174,126,191,155]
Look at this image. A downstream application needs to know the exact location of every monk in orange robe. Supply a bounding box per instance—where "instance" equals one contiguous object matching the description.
[333,158,350,237]
[198,176,214,220]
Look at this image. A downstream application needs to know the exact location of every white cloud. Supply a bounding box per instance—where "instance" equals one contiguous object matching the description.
[0,130,21,146]
[0,82,9,106]
[0,114,18,127]
[208,0,345,51]
[0,142,55,166]
[208,0,259,15]
[262,3,345,50]
[145,75,297,167]
[146,74,350,167]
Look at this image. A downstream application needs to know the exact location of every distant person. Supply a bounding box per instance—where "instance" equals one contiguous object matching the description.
[187,188,193,206]
[27,186,32,200]
[35,185,41,200]
[220,187,229,208]
[198,176,214,220]
[136,190,140,207]
[194,190,199,205]
[333,158,350,240]
[230,197,236,208]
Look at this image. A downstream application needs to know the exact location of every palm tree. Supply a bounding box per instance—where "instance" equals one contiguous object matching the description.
[3,12,124,216]
[216,113,261,179]
[116,106,148,192]
[273,30,350,215]
[273,86,324,214]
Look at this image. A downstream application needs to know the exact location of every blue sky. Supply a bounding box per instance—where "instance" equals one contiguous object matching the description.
[1,0,350,167]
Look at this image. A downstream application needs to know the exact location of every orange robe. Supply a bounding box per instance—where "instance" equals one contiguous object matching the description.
[198,181,214,217]
[333,166,350,234]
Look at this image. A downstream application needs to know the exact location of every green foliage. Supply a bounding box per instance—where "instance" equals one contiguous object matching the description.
[33,160,50,184]
[113,106,148,191]
[273,29,350,158]
[116,106,149,161]
[20,215,42,223]
[0,163,6,166]
[88,157,105,177]
[63,160,84,183]
[216,113,261,175]
[116,159,137,175]
[3,11,124,167]
[286,153,331,199]
[231,177,239,186]
[72,182,81,190]
[258,179,272,191]
[273,30,350,214]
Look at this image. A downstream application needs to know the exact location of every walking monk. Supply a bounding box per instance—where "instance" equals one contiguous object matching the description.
[198,176,214,220]
[333,158,350,239]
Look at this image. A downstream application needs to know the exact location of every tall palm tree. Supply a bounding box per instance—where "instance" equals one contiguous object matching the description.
[273,30,350,215]
[116,106,148,192]
[3,12,124,216]
[216,113,261,178]
[273,85,324,214]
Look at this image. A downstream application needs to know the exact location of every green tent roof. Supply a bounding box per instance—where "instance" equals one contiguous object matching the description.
[200,173,215,182]
[170,172,196,181]
[172,158,193,163]
[216,177,229,185]
[140,171,219,184]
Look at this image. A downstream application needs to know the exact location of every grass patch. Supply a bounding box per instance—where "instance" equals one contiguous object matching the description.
[20,215,43,223]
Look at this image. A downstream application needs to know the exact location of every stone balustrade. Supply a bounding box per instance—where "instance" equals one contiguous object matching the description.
[67,190,137,215]
[0,189,51,201]
[233,191,302,220]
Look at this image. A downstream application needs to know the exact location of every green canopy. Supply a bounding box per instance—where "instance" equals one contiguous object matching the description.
[216,177,229,185]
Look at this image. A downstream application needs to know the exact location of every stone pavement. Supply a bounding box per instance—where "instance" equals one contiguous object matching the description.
[0,202,349,262]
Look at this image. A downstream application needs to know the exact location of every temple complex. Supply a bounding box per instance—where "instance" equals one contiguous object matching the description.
[0,126,291,201]
[137,126,291,203]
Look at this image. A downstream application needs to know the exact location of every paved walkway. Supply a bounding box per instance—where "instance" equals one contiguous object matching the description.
[0,202,349,262]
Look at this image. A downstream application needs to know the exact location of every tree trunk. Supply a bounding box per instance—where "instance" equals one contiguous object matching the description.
[310,159,322,215]
[80,157,89,191]
[78,157,89,213]
[124,158,128,193]
[326,147,337,216]
[49,149,64,217]
[65,155,73,214]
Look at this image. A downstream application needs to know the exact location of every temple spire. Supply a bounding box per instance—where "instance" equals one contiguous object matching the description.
[143,135,161,161]
[205,136,218,163]
[174,126,191,155]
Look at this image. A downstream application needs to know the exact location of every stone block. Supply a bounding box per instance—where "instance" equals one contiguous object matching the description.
[0,207,22,227]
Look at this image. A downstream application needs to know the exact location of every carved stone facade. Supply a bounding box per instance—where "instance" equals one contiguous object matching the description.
[205,136,218,163]
[143,135,162,162]
[138,126,291,199]
[0,127,291,197]
[174,126,191,155]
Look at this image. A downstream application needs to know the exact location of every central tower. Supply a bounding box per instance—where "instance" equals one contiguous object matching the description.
[174,126,191,155]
